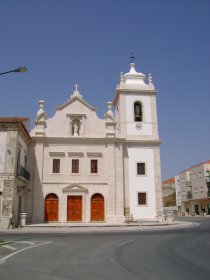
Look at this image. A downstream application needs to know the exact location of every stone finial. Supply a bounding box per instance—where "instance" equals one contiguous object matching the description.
[106,101,114,118]
[37,99,45,116]
[120,72,124,82]
[35,99,46,134]
[148,73,155,89]
[119,72,125,88]
[148,73,153,84]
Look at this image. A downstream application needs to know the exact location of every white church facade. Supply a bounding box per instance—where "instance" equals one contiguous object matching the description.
[27,62,162,224]
[0,62,162,228]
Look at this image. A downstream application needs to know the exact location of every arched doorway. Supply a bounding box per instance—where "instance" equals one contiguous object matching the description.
[91,193,104,222]
[44,193,58,222]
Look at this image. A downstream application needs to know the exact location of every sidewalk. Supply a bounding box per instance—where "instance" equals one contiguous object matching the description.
[0,220,199,233]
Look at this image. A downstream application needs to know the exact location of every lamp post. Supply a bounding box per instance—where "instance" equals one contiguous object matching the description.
[0,67,27,76]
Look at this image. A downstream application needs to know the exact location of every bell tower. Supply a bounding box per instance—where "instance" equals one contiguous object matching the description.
[113,63,159,140]
[113,63,162,220]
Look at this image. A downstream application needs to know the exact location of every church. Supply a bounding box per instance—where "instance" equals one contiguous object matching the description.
[25,62,162,224]
[28,63,162,223]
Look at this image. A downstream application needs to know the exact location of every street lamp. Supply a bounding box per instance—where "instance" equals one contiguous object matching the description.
[0,67,27,76]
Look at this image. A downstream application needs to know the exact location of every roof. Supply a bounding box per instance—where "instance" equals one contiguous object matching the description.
[0,117,31,142]
[0,117,29,123]
[178,159,210,174]
[162,177,175,185]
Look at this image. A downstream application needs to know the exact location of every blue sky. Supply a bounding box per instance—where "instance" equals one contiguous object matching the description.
[0,0,209,180]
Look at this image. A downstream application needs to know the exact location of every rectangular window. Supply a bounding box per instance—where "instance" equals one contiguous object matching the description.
[138,192,147,205]
[137,162,146,175]
[91,159,98,174]
[72,159,79,173]
[53,159,60,173]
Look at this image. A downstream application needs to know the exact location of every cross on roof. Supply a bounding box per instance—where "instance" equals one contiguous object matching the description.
[130,52,135,63]
[74,83,79,91]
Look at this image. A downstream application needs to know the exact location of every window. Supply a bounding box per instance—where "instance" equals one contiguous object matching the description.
[134,101,142,122]
[53,159,60,173]
[24,155,27,168]
[16,147,21,172]
[138,192,147,205]
[91,160,98,174]
[72,159,79,173]
[137,162,146,175]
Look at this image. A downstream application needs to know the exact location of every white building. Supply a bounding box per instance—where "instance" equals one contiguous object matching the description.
[0,118,31,228]
[175,160,210,215]
[0,63,162,228]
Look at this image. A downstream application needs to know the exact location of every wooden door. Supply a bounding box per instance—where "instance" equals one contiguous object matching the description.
[91,193,104,221]
[45,193,58,222]
[67,196,82,221]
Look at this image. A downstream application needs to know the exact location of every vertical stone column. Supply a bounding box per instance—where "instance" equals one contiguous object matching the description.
[123,145,130,219]
[1,131,17,228]
[153,147,162,213]
[106,141,125,223]
[32,142,44,223]
[114,143,125,223]
[106,143,116,222]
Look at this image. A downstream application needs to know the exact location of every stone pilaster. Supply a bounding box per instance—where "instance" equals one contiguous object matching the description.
[32,142,44,223]
[153,147,162,213]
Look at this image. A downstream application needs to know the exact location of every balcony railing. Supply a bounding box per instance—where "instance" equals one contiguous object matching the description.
[17,165,30,181]
[186,181,192,187]
[187,191,193,199]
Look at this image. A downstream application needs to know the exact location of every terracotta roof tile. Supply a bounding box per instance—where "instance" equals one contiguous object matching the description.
[0,117,29,123]
[162,177,175,185]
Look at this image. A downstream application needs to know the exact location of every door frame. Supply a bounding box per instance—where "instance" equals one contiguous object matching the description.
[91,193,105,222]
[44,193,59,222]
[67,195,83,222]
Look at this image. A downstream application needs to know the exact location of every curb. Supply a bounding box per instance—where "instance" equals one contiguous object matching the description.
[0,241,12,246]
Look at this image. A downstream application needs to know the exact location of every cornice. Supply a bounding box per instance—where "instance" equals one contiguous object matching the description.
[43,181,108,185]
[0,123,31,144]
[125,139,161,146]
[113,89,157,106]
[31,136,126,145]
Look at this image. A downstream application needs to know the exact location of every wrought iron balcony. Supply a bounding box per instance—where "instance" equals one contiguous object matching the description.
[187,191,193,199]
[206,177,210,187]
[17,165,30,181]
[186,181,192,187]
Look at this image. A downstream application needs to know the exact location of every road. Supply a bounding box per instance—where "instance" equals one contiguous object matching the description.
[0,217,210,280]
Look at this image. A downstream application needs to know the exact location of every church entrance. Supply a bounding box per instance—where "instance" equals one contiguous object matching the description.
[44,193,58,222]
[67,195,82,222]
[91,193,104,222]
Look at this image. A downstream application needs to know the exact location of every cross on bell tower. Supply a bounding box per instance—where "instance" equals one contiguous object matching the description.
[129,52,135,63]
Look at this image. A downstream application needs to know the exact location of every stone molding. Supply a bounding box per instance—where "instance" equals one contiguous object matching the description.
[62,183,88,193]
[43,181,108,185]
[68,152,84,157]
[49,152,65,157]
[87,152,103,157]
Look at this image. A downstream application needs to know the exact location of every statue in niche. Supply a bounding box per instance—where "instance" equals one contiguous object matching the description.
[73,122,79,136]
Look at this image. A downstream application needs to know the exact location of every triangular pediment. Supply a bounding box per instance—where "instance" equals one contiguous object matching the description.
[56,96,96,112]
[63,183,88,193]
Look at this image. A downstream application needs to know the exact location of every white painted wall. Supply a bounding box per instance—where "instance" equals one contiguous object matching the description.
[0,131,7,173]
[128,147,156,219]
[125,95,152,136]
